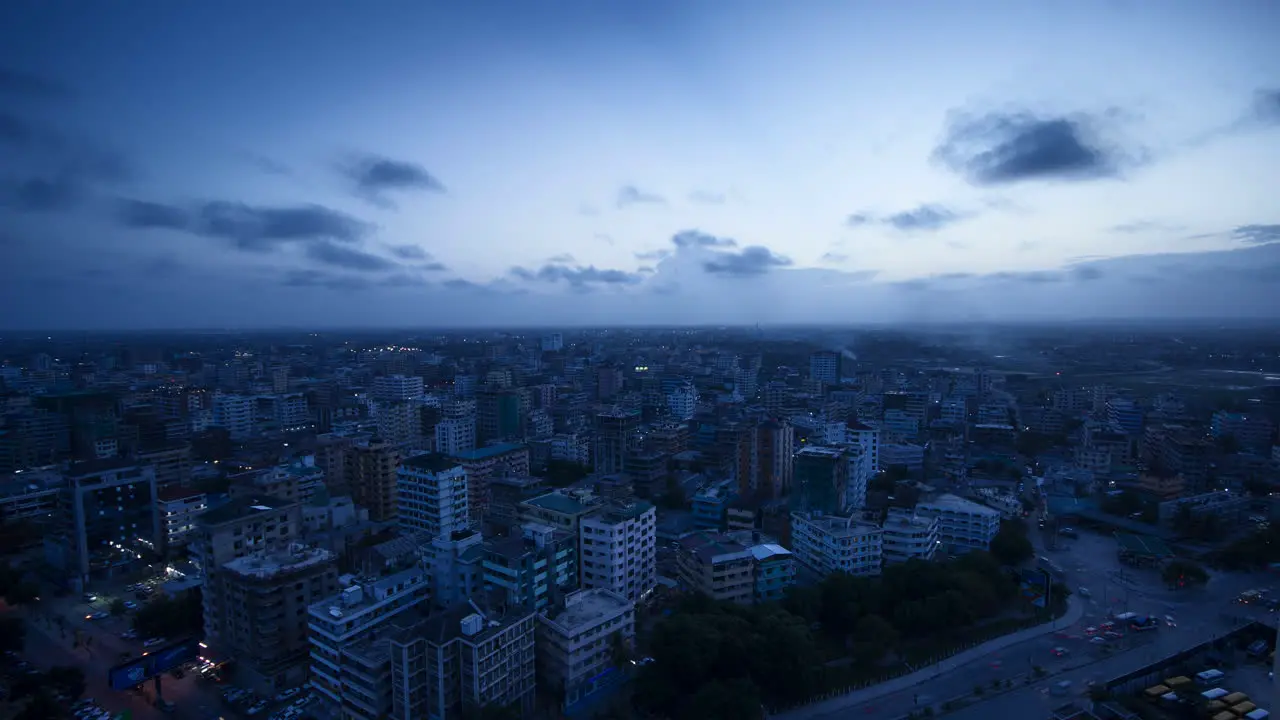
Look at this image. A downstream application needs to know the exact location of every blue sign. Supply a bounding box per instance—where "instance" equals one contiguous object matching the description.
[107,638,201,690]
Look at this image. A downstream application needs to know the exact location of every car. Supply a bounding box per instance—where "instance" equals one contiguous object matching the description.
[275,688,301,702]
[88,611,109,620]
[1077,587,1091,598]
[1090,636,1107,645]
[1104,631,1124,639]
[143,637,167,648]
[83,593,97,603]
[1164,615,1177,627]
[1051,647,1069,657]
[121,629,138,639]
[247,700,269,715]
[123,601,138,610]
[292,695,315,708]
[1083,626,1097,636]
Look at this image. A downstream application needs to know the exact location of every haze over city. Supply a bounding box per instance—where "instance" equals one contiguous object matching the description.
[2,0,1279,329]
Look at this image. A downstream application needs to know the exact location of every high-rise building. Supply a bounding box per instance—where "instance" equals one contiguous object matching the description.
[435,417,476,456]
[541,333,564,352]
[476,388,524,445]
[675,530,755,605]
[212,394,254,440]
[791,446,849,514]
[419,605,537,719]
[666,382,698,421]
[396,453,469,538]
[483,522,578,612]
[809,350,840,385]
[375,401,421,446]
[536,589,635,712]
[47,459,161,591]
[271,366,290,394]
[881,512,940,564]
[156,485,207,552]
[345,437,401,522]
[914,494,1001,553]
[756,419,794,500]
[373,375,425,404]
[593,409,639,475]
[450,443,530,524]
[215,546,339,694]
[579,500,656,604]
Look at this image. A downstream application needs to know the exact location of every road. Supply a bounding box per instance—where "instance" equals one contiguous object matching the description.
[783,525,1276,719]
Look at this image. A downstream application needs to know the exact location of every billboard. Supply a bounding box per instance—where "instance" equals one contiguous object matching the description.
[1020,568,1049,609]
[107,638,201,690]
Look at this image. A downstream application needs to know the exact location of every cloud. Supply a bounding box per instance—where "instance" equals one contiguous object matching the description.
[243,152,292,177]
[845,213,873,227]
[634,249,671,261]
[443,278,480,291]
[0,67,71,100]
[672,230,737,248]
[547,253,576,263]
[1233,225,1280,245]
[616,184,665,208]
[688,190,726,205]
[884,204,964,232]
[702,246,793,277]
[306,241,399,272]
[344,154,445,205]
[421,261,449,272]
[282,270,372,291]
[820,252,848,263]
[388,244,429,260]
[1251,89,1280,125]
[1109,220,1185,234]
[510,263,643,290]
[116,198,371,251]
[1071,265,1105,281]
[933,110,1134,185]
[1,176,82,213]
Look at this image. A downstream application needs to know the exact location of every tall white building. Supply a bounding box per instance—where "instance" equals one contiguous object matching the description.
[790,511,883,577]
[809,350,840,385]
[536,589,636,710]
[373,374,425,404]
[213,394,254,440]
[845,420,881,473]
[666,382,698,421]
[914,494,1001,553]
[434,417,476,455]
[396,453,470,539]
[838,441,873,511]
[579,501,657,604]
[541,333,564,352]
[375,401,420,445]
[275,392,309,430]
[881,511,940,564]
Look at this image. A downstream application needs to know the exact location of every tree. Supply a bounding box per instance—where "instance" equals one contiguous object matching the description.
[989,520,1034,567]
[1162,559,1209,588]
[683,678,763,720]
[133,588,203,639]
[46,666,86,700]
[109,598,127,616]
[15,689,65,720]
[610,631,632,669]
[851,614,898,663]
[0,616,25,653]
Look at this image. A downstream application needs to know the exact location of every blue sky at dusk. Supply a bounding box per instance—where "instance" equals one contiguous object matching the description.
[2,0,1279,329]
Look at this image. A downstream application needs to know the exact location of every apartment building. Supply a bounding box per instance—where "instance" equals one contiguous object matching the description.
[213,393,254,440]
[482,522,577,613]
[675,530,755,605]
[396,453,469,539]
[880,511,940,564]
[791,446,849,514]
[345,437,401,522]
[537,589,635,711]
[373,375,425,404]
[579,500,657,604]
[307,566,431,715]
[228,459,325,505]
[156,485,207,552]
[914,493,1000,553]
[216,545,338,693]
[789,511,883,577]
[450,443,530,524]
[519,490,600,536]
[418,605,537,719]
[434,417,476,456]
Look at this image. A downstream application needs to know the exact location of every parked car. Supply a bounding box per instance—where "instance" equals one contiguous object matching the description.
[143,637,167,648]
[274,688,301,702]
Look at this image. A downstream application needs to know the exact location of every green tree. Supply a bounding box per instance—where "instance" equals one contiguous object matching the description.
[683,678,763,720]
[109,598,127,616]
[989,520,1034,566]
[851,614,898,663]
[46,666,86,700]
[0,616,25,653]
[133,588,203,639]
[15,689,66,720]
[1162,559,1209,588]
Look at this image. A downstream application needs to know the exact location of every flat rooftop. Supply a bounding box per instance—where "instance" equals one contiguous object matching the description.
[224,545,334,579]
[523,492,593,516]
[308,564,428,618]
[399,453,460,473]
[450,443,525,461]
[679,530,751,563]
[197,495,294,526]
[792,512,882,538]
[919,493,1001,516]
[542,589,633,633]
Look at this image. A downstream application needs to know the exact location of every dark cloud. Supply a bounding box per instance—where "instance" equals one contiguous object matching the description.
[547,253,576,264]
[688,190,726,205]
[422,261,449,272]
[616,185,665,208]
[117,199,191,230]
[885,204,963,232]
[384,273,429,288]
[846,213,873,227]
[1,176,82,213]
[509,263,643,290]
[0,67,71,100]
[443,278,480,291]
[306,241,399,272]
[990,270,1064,284]
[243,153,292,177]
[388,244,429,260]
[345,154,445,205]
[933,111,1132,185]
[282,270,372,291]
[672,230,737,248]
[1071,265,1105,281]
[820,252,848,263]
[703,246,793,277]
[1251,89,1280,125]
[634,249,671,261]
[1233,225,1280,245]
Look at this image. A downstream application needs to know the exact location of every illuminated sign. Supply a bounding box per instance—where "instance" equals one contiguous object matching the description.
[107,638,201,690]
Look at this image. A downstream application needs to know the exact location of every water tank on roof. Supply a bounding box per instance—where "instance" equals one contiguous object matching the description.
[341,585,364,606]
[460,613,484,636]
[328,606,343,618]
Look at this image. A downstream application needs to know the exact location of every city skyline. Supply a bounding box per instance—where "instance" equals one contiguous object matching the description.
[2,0,1279,329]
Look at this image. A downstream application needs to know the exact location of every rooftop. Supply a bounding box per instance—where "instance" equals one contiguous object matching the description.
[796,445,845,459]
[679,531,752,563]
[308,564,429,618]
[157,485,206,503]
[523,491,594,516]
[541,589,633,633]
[197,494,294,526]
[918,493,1001,516]
[792,511,883,538]
[749,543,793,562]
[223,545,334,579]
[420,602,533,647]
[399,453,461,474]
[587,500,654,524]
[450,443,525,462]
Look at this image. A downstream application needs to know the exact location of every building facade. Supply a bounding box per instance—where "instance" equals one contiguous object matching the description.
[789,511,883,577]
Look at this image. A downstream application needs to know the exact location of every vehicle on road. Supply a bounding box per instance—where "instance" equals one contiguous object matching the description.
[86,611,109,620]
[1090,636,1107,645]
[1084,626,1097,636]
[1051,647,1069,657]
[247,700,269,715]
[1129,615,1160,632]
[143,637,167,648]
[1164,614,1177,627]
[275,687,301,702]
[123,600,138,610]
[1077,586,1090,598]
[1104,631,1124,640]
[83,593,97,603]
[121,629,138,639]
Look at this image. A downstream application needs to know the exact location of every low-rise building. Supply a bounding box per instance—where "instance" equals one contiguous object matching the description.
[789,511,883,577]
[579,500,657,604]
[914,493,1001,553]
[675,530,755,605]
[880,511,940,564]
[537,589,635,712]
[482,522,578,613]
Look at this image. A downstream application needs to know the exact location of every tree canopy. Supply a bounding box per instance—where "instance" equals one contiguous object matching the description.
[133,588,203,639]
[1161,558,1209,588]
[989,519,1034,567]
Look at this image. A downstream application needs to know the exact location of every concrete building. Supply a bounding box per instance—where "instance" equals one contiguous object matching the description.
[192,496,302,646]
[375,401,421,446]
[418,604,537,719]
[880,511,940,564]
[275,392,310,430]
[666,382,698,421]
[519,490,600,536]
[213,393,254,440]
[536,589,635,711]
[789,511,883,577]
[136,443,193,489]
[747,540,796,602]
[809,350,840,385]
[579,500,657,604]
[482,522,577,613]
[1157,490,1251,530]
[228,459,324,505]
[396,453,469,539]
[435,417,477,456]
[45,459,161,592]
[451,443,530,525]
[593,409,639,475]
[791,446,848,514]
[156,485,207,552]
[914,493,1000,553]
[373,375,425,404]
[307,566,431,715]
[216,545,339,693]
[675,530,755,604]
[345,437,401,522]
[845,420,881,474]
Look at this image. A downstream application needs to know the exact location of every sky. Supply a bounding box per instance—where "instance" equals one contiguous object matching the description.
[1,0,1279,330]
